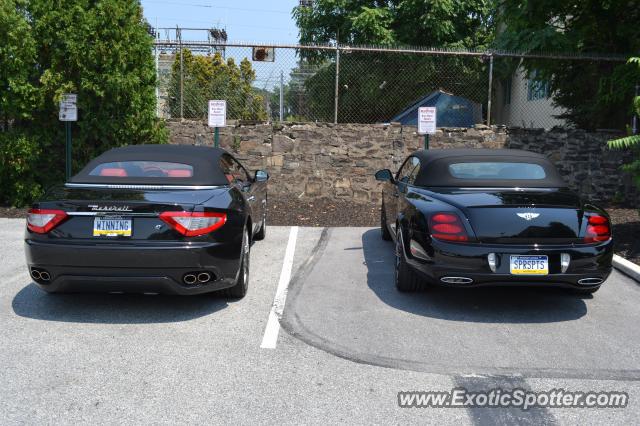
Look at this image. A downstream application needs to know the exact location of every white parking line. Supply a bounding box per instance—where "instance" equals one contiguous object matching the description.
[260,226,298,349]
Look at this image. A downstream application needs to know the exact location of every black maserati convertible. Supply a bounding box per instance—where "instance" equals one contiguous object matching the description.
[24,144,268,297]
[375,149,613,294]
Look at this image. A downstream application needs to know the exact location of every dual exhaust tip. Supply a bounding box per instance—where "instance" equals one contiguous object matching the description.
[183,272,213,285]
[577,277,603,286]
[440,276,474,284]
[31,268,51,282]
[441,276,603,286]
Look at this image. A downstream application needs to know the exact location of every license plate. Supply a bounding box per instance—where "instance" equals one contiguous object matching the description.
[510,255,548,275]
[93,217,132,237]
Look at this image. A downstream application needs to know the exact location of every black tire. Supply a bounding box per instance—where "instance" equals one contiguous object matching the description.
[394,228,426,292]
[570,286,600,295]
[381,205,392,241]
[225,230,250,299]
[254,215,266,241]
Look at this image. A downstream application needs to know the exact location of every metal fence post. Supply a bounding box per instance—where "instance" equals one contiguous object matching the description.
[633,83,639,135]
[154,31,160,118]
[280,70,284,122]
[487,53,494,126]
[178,27,184,120]
[334,44,340,124]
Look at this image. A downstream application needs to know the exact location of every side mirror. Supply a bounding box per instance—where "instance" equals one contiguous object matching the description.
[375,169,393,182]
[255,170,269,182]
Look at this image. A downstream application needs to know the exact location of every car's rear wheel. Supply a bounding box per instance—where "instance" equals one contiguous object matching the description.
[394,228,426,292]
[225,230,250,298]
[381,204,391,241]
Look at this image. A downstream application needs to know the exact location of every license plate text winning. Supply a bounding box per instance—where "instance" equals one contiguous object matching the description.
[93,217,132,237]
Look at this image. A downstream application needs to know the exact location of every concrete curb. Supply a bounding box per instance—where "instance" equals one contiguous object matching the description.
[613,254,640,282]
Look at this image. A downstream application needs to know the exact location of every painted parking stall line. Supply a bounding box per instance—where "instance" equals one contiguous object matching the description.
[260,226,298,349]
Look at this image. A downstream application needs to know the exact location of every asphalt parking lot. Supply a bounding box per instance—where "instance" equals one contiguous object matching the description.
[1,218,639,425]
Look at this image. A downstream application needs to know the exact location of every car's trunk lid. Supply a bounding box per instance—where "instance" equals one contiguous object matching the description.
[427,188,584,244]
[34,186,226,241]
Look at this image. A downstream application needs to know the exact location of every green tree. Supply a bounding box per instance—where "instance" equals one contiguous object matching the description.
[1,0,46,205]
[293,0,494,123]
[495,0,640,130]
[608,58,640,189]
[268,60,321,122]
[294,0,494,48]
[28,0,167,161]
[168,50,267,121]
[1,0,167,206]
[0,0,37,126]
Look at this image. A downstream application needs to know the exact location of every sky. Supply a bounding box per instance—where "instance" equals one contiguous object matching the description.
[140,0,301,43]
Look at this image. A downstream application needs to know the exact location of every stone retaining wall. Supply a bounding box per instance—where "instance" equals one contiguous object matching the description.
[167,120,638,205]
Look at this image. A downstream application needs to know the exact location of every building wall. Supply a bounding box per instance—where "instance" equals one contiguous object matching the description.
[167,120,638,206]
[493,67,567,130]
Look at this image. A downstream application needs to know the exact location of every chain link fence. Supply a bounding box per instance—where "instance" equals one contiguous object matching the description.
[154,31,632,130]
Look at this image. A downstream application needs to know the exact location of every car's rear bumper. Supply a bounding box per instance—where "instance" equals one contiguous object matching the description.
[24,239,241,295]
[406,237,614,289]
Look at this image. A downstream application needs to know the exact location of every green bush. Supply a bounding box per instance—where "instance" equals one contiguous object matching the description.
[0,131,44,207]
[608,58,640,190]
[0,0,167,207]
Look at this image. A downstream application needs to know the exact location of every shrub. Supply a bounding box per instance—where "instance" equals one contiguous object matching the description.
[0,131,44,207]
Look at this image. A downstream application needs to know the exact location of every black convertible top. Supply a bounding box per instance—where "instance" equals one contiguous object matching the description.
[70,144,230,186]
[409,149,567,188]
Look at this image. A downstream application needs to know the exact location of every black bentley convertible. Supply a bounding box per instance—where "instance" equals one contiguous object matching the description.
[25,144,268,297]
[375,149,613,295]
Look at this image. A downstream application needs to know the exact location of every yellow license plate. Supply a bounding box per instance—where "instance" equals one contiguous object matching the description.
[93,217,132,237]
[510,255,548,275]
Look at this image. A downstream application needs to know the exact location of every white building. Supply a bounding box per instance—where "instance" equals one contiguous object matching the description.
[492,65,568,130]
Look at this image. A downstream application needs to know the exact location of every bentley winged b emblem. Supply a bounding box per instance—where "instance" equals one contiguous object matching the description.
[517,212,540,221]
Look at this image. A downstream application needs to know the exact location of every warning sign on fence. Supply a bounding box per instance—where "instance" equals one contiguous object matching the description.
[418,107,437,135]
[208,100,227,128]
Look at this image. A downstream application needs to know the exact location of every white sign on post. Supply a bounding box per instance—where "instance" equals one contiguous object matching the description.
[418,107,437,135]
[59,94,78,122]
[208,100,227,127]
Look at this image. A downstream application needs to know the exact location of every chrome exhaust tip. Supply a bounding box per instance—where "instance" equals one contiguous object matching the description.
[30,269,41,280]
[39,271,51,281]
[197,272,211,283]
[440,276,474,284]
[183,274,197,285]
[578,277,603,286]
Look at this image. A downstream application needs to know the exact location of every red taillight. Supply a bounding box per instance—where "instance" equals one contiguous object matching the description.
[27,209,68,234]
[429,213,469,242]
[584,214,611,243]
[159,211,227,237]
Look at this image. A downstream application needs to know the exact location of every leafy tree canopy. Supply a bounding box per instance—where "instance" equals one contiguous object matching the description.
[609,58,640,189]
[168,50,267,121]
[495,0,640,129]
[294,0,494,48]
[0,0,37,123]
[0,0,166,206]
[292,1,493,123]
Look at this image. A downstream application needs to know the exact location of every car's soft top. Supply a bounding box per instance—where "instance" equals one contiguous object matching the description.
[411,149,568,188]
[70,144,230,186]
